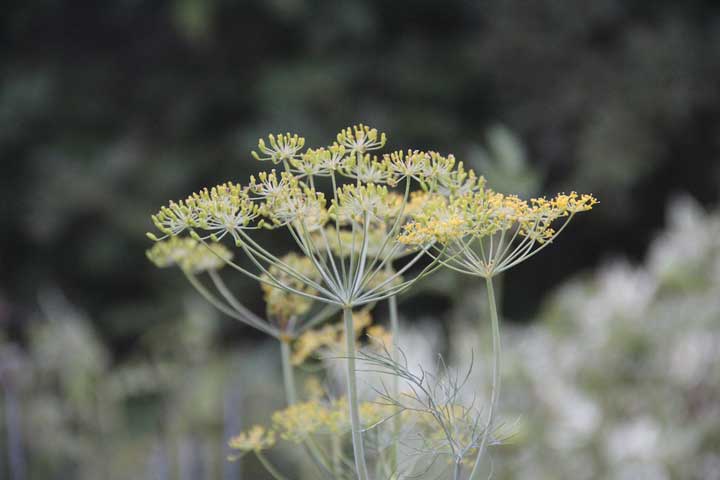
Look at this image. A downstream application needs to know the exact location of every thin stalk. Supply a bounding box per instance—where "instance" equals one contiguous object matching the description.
[184,271,279,337]
[2,382,25,480]
[343,306,370,480]
[386,266,401,477]
[468,277,501,480]
[280,341,297,405]
[279,339,335,479]
[453,460,462,480]
[256,451,290,480]
[331,434,342,477]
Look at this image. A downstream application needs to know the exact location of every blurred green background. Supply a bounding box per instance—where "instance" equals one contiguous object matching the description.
[1,1,720,479]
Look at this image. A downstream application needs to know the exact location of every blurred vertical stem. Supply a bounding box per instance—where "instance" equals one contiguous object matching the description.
[256,451,290,480]
[343,306,370,480]
[386,263,401,477]
[2,381,25,480]
[468,276,502,480]
[331,434,342,477]
[280,339,297,405]
[279,338,334,478]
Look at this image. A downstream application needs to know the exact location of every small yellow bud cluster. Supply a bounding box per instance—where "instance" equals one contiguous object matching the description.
[289,144,348,177]
[150,182,259,244]
[366,324,393,349]
[399,186,598,248]
[385,150,430,181]
[270,187,328,232]
[340,153,394,184]
[269,396,397,443]
[252,133,305,164]
[228,425,276,455]
[260,253,322,324]
[249,170,298,203]
[292,309,380,365]
[336,124,386,154]
[396,195,464,245]
[333,183,393,223]
[146,237,232,273]
[271,400,345,441]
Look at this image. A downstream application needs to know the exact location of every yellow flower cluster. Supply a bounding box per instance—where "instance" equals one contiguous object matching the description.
[271,397,397,442]
[336,124,386,154]
[149,182,259,243]
[260,253,322,324]
[333,183,393,223]
[148,125,480,249]
[340,153,394,184]
[249,170,298,203]
[252,133,305,164]
[290,145,347,177]
[272,399,348,441]
[366,325,393,349]
[292,309,389,365]
[399,187,598,247]
[146,237,233,273]
[228,425,276,454]
[299,144,348,175]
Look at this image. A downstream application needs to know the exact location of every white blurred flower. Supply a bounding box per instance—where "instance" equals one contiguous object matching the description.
[605,417,662,463]
[668,330,718,387]
[583,261,657,335]
[648,195,720,283]
[611,461,669,480]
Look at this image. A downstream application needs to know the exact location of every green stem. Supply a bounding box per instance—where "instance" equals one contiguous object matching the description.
[331,434,342,477]
[468,276,502,480]
[279,339,335,478]
[453,460,462,480]
[256,451,291,480]
[387,284,401,477]
[343,306,370,480]
[280,340,297,405]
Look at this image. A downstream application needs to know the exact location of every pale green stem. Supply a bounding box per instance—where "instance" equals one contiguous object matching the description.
[343,306,370,480]
[453,460,462,480]
[387,267,401,477]
[468,276,501,480]
[256,451,290,480]
[279,339,334,478]
[331,434,342,477]
[280,340,297,405]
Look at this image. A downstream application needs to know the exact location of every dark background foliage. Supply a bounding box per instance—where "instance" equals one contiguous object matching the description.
[2,0,720,351]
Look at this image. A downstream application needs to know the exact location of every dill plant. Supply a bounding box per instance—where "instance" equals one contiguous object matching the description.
[145,125,597,479]
[146,125,471,479]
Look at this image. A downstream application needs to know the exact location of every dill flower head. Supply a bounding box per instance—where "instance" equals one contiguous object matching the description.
[399,183,598,277]
[340,153,394,184]
[271,400,334,441]
[228,425,276,455]
[333,183,394,223]
[270,396,397,442]
[252,133,305,164]
[336,124,386,154]
[290,144,348,178]
[149,182,260,244]
[147,123,474,309]
[146,237,232,273]
[385,150,430,183]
